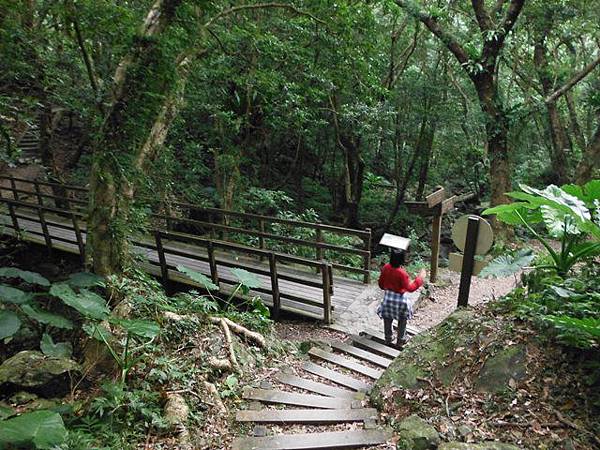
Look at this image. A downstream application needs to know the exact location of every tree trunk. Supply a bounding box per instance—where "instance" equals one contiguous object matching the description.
[575,114,600,184]
[534,37,570,184]
[473,73,512,209]
[87,0,184,276]
[340,134,364,228]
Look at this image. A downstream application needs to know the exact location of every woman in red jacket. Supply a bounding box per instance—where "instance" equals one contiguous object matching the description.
[377,249,425,348]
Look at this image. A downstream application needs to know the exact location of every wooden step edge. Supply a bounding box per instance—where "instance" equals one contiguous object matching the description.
[351,334,401,358]
[235,408,379,424]
[329,341,392,368]
[308,347,383,380]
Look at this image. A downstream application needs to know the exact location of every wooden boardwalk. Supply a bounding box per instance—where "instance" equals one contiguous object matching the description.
[0,202,367,322]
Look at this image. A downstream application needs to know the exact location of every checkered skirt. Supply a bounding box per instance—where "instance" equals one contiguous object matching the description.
[377,290,413,320]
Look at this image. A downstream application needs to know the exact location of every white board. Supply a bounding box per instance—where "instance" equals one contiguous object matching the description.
[379,233,410,251]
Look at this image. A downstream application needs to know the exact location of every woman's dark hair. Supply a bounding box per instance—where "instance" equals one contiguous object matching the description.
[390,249,406,268]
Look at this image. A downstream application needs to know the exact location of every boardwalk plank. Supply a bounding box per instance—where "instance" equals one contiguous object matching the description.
[273,372,358,399]
[350,335,400,359]
[301,362,370,392]
[308,348,383,380]
[242,388,353,409]
[235,408,378,424]
[232,429,391,450]
[329,341,392,368]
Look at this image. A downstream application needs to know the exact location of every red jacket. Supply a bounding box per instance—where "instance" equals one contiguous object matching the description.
[378,263,423,294]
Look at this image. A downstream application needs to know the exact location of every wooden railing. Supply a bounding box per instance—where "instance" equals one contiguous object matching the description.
[0,195,335,323]
[0,175,371,283]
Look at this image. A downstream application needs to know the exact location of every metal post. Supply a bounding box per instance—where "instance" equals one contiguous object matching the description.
[457,216,480,308]
[37,207,52,253]
[207,240,219,286]
[10,177,18,201]
[34,181,43,206]
[7,203,19,233]
[72,213,85,264]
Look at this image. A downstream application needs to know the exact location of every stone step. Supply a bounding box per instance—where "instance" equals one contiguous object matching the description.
[236,408,378,424]
[232,429,391,450]
[308,347,383,380]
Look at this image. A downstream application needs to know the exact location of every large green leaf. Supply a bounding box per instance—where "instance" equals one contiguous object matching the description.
[520,184,591,221]
[479,249,535,279]
[483,202,542,225]
[0,410,67,449]
[82,323,113,342]
[67,272,105,288]
[40,333,73,358]
[176,265,218,290]
[230,268,262,289]
[540,205,580,237]
[561,180,600,207]
[21,304,74,330]
[0,310,21,339]
[112,319,160,339]
[0,268,50,287]
[0,285,32,304]
[49,284,109,320]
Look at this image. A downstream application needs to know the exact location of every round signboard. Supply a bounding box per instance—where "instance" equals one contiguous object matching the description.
[451,215,493,255]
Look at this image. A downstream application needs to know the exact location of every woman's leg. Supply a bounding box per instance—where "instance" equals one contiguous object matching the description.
[384,318,393,344]
[396,317,408,345]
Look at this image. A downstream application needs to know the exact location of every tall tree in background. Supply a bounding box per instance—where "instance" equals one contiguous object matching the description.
[396,0,525,210]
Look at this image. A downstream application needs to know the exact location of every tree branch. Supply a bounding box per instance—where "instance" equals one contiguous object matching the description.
[482,0,525,60]
[395,0,469,66]
[205,2,326,28]
[471,0,493,31]
[545,54,600,104]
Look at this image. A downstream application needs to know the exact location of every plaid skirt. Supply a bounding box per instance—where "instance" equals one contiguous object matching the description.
[377,290,413,321]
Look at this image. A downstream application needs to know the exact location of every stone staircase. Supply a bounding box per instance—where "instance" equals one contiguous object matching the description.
[231,328,418,449]
[16,121,41,162]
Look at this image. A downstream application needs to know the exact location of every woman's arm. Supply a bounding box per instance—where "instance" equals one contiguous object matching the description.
[397,267,423,292]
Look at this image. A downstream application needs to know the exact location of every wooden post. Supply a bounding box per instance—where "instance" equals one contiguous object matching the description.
[315,229,323,274]
[457,216,480,308]
[71,213,85,264]
[37,207,52,252]
[363,228,372,284]
[259,219,266,250]
[166,215,173,231]
[34,181,43,206]
[269,253,281,320]
[430,204,443,283]
[9,177,18,201]
[322,262,332,324]
[207,240,219,286]
[7,203,19,233]
[154,231,170,287]
[207,212,215,240]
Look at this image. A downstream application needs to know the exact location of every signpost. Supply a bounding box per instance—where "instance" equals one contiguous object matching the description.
[449,215,493,307]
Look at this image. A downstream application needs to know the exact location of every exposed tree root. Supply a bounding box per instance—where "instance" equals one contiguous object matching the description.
[208,356,232,371]
[164,393,192,450]
[209,316,266,348]
[203,381,227,414]
[220,318,241,373]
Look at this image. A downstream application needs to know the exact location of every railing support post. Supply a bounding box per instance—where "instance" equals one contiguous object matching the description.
[154,231,170,288]
[37,207,52,253]
[363,228,372,284]
[9,177,19,201]
[269,253,280,321]
[315,229,323,274]
[430,205,443,283]
[7,203,20,234]
[207,240,219,286]
[322,262,332,324]
[71,213,85,264]
[34,181,43,206]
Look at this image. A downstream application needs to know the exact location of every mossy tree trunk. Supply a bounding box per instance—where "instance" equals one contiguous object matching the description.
[87,0,185,276]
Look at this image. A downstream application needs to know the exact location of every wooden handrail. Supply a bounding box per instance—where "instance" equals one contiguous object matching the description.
[0,175,371,281]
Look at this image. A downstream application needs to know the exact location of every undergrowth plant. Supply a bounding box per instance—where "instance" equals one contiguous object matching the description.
[483,180,600,349]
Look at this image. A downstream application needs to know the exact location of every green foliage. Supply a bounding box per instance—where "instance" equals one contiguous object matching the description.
[0,268,50,286]
[177,265,218,291]
[49,284,110,321]
[480,249,536,278]
[484,182,600,277]
[0,310,21,340]
[40,333,73,358]
[500,261,600,349]
[21,304,74,330]
[0,410,67,449]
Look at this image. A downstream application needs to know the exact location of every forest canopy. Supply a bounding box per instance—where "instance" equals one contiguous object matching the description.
[0,0,599,274]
